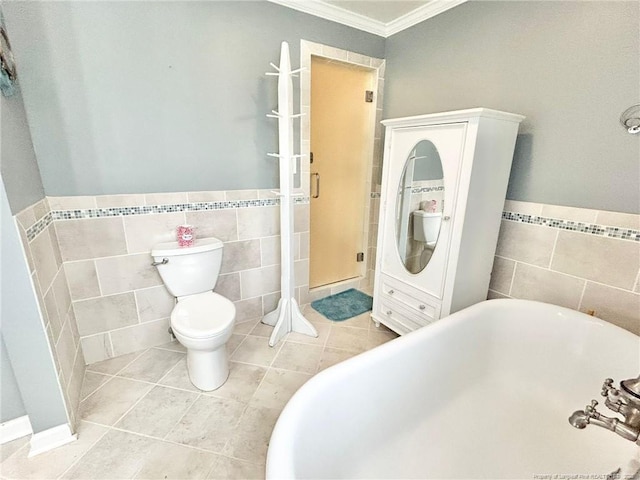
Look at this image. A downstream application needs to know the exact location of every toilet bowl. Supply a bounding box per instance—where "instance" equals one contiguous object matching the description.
[151,237,236,391]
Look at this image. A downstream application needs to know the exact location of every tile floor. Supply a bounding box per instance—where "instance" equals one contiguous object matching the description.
[1,304,397,480]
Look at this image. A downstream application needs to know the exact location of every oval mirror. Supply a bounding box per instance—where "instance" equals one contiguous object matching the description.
[395,140,444,274]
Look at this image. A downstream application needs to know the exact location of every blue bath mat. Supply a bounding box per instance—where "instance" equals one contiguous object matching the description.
[311,288,373,321]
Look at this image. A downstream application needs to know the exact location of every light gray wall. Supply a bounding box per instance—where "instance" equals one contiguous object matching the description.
[385,1,640,214]
[0,80,45,214]
[0,335,27,423]
[0,181,69,432]
[2,1,385,196]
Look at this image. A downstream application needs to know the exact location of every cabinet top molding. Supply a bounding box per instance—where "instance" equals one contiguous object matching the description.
[382,108,525,128]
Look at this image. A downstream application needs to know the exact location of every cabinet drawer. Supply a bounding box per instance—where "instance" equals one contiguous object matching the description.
[378,297,433,332]
[380,275,441,323]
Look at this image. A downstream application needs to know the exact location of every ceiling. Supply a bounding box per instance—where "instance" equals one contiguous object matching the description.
[267,0,467,37]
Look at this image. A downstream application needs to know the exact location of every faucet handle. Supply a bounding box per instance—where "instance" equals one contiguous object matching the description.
[601,378,616,396]
[585,400,599,417]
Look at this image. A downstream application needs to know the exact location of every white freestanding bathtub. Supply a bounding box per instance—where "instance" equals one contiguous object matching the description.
[267,299,640,479]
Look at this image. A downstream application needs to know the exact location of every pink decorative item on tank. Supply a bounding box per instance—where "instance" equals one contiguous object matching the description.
[177,225,195,247]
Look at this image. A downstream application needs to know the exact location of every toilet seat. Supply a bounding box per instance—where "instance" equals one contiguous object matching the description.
[171,292,236,339]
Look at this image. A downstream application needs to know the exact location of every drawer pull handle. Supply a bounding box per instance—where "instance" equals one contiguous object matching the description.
[386,310,392,315]
[388,289,394,295]
[419,304,426,310]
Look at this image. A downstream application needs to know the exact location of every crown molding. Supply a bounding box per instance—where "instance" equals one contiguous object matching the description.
[267,0,468,38]
[384,0,468,37]
[267,0,387,37]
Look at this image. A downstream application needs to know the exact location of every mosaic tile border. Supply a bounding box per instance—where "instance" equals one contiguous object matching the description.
[411,186,444,194]
[502,211,640,242]
[25,203,640,243]
[25,197,310,241]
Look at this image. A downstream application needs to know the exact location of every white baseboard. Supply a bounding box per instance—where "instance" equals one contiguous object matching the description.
[0,415,32,444]
[28,423,76,457]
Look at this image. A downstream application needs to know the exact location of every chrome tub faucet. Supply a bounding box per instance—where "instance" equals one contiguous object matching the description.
[569,375,640,446]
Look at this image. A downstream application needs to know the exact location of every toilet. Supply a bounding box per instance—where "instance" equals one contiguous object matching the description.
[151,237,236,391]
[412,210,443,266]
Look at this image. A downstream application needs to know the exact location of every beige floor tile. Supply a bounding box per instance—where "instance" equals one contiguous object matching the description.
[1,422,108,480]
[233,319,259,335]
[222,406,281,465]
[61,430,158,479]
[337,311,372,329]
[230,336,281,367]
[301,306,332,326]
[273,342,322,374]
[367,329,398,350]
[153,340,186,353]
[0,435,29,463]
[325,325,368,353]
[86,350,144,375]
[79,377,152,425]
[117,348,184,383]
[206,456,265,479]
[226,334,245,356]
[157,358,202,392]
[284,323,329,346]
[80,371,111,401]
[115,386,199,438]
[165,396,246,452]
[318,347,358,372]
[248,321,274,338]
[249,369,311,411]
[134,441,219,479]
[205,362,267,403]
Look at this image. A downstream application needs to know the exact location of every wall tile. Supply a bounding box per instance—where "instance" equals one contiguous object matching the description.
[580,283,640,335]
[595,211,640,229]
[551,231,639,290]
[74,293,138,336]
[322,45,347,61]
[262,292,280,315]
[96,253,162,295]
[136,286,175,322]
[55,320,77,388]
[294,260,309,288]
[495,221,557,267]
[44,288,62,341]
[487,290,509,300]
[184,210,238,242]
[30,228,59,291]
[17,225,35,274]
[110,318,172,357]
[48,225,63,268]
[52,268,72,320]
[214,273,241,302]
[65,260,101,300]
[48,196,97,210]
[489,256,515,295]
[95,194,145,208]
[540,205,597,223]
[234,297,263,322]
[299,232,309,260]
[294,205,309,233]
[240,265,280,299]
[221,240,261,274]
[187,191,226,203]
[124,212,185,254]
[67,307,80,348]
[261,236,280,267]
[510,263,585,310]
[144,193,188,205]
[238,206,279,240]
[225,190,258,201]
[503,200,543,216]
[56,217,128,261]
[16,205,37,229]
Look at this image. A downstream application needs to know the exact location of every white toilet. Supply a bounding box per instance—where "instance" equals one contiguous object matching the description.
[412,210,443,266]
[151,237,236,391]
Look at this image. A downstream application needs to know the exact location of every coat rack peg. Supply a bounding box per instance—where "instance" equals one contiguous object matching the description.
[270,62,280,72]
[266,72,279,76]
[267,153,281,158]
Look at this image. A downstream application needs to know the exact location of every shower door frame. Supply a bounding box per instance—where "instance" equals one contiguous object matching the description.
[299,40,385,300]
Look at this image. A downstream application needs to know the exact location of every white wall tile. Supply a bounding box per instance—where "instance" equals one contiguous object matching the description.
[110,318,172,357]
[510,263,585,309]
[65,260,101,301]
[540,204,598,223]
[595,210,640,229]
[95,253,163,295]
[580,283,640,335]
[56,217,128,261]
[124,212,186,254]
[185,210,238,242]
[74,293,139,336]
[135,286,175,323]
[495,220,557,267]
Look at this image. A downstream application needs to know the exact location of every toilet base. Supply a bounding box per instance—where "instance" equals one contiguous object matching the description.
[186,346,230,391]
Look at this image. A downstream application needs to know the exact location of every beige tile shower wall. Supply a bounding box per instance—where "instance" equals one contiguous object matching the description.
[50,190,310,364]
[14,199,85,428]
[489,200,640,335]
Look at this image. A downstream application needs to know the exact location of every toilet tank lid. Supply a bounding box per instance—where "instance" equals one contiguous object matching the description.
[412,211,442,218]
[151,237,223,257]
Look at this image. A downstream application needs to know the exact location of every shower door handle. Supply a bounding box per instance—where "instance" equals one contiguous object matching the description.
[311,172,320,198]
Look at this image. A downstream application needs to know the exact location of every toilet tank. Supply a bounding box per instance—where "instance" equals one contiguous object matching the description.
[151,237,223,297]
[412,211,442,244]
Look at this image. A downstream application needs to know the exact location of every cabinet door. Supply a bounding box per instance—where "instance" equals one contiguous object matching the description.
[380,122,466,300]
